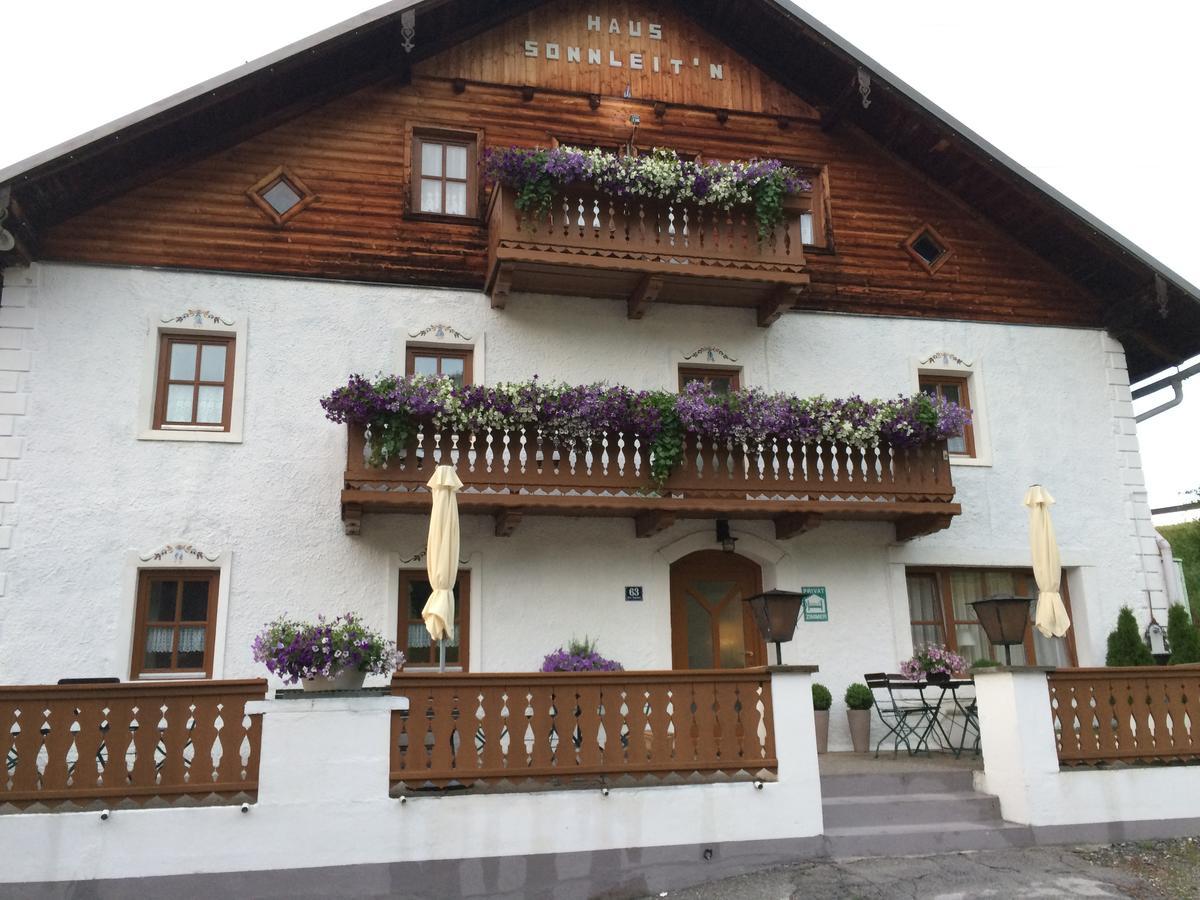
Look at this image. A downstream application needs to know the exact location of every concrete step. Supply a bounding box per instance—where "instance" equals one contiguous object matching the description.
[820,770,977,798]
[824,820,1034,859]
[822,791,1002,829]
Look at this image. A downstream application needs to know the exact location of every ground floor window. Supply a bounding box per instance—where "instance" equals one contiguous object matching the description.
[905,568,1076,667]
[397,570,470,670]
[131,569,219,677]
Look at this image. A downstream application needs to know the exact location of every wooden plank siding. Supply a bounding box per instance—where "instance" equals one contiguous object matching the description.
[39,4,1104,331]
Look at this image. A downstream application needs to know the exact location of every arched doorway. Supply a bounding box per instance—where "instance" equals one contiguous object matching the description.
[669,550,766,669]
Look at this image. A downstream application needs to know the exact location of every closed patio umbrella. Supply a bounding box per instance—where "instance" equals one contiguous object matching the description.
[423,465,463,671]
[1024,484,1070,638]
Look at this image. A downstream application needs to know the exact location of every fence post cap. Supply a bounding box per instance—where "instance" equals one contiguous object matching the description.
[766,664,820,674]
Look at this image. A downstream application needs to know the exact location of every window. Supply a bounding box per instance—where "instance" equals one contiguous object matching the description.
[679,366,740,394]
[904,224,952,274]
[131,570,219,677]
[919,374,975,457]
[405,345,473,387]
[246,165,315,225]
[154,333,235,430]
[397,571,470,669]
[905,568,1076,667]
[413,133,476,217]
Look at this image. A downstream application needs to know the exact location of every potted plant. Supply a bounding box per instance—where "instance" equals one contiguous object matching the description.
[899,644,969,680]
[844,683,874,752]
[252,613,405,692]
[540,636,623,672]
[812,682,832,754]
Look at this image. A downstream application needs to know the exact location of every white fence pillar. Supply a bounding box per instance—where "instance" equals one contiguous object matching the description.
[247,693,409,805]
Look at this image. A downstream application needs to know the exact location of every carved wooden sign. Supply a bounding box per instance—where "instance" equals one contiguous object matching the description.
[523,14,727,80]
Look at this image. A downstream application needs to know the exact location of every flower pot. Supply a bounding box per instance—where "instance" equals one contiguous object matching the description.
[847,708,872,753]
[813,709,829,754]
[301,668,367,693]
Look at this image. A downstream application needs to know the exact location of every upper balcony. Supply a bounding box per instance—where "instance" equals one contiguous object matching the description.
[484,185,811,324]
[340,424,960,541]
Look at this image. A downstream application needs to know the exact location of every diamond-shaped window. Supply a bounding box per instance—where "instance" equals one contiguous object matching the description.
[246,165,315,225]
[903,224,952,274]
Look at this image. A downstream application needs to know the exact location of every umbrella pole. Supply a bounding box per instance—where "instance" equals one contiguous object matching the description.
[439,638,447,673]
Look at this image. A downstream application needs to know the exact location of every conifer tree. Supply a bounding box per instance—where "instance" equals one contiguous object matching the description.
[1167,603,1200,665]
[1105,606,1154,667]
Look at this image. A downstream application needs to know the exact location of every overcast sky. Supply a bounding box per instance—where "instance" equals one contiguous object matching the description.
[3,1,1196,521]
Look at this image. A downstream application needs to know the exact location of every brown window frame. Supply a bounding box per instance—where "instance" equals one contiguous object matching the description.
[678,366,741,394]
[397,570,470,671]
[405,344,474,386]
[154,333,236,431]
[919,374,976,458]
[905,567,1077,667]
[131,569,220,678]
[409,126,481,221]
[903,223,953,274]
[245,164,316,226]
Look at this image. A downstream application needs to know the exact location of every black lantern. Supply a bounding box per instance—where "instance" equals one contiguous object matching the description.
[970,595,1032,666]
[715,519,738,553]
[743,590,805,665]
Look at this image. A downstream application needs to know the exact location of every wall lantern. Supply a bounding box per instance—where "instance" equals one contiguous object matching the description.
[970,595,1032,666]
[743,590,805,666]
[715,519,737,553]
[1145,620,1170,665]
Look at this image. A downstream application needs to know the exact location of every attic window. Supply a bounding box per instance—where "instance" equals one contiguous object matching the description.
[246,165,315,225]
[904,224,952,274]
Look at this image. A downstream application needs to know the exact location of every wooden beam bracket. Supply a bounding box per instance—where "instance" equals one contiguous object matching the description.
[489,262,513,309]
[342,503,362,536]
[758,284,803,327]
[635,510,676,538]
[494,509,523,537]
[774,513,822,541]
[894,514,954,543]
[628,274,663,320]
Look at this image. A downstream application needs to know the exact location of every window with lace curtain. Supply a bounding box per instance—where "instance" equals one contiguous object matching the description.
[397,570,469,670]
[131,570,219,677]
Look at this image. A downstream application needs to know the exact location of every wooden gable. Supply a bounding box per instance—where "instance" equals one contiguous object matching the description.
[36,0,1102,331]
[414,0,816,117]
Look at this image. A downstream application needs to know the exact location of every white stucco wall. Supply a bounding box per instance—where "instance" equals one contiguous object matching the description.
[0,263,1156,747]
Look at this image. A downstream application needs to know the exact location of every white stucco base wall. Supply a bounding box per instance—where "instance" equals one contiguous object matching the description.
[974,669,1200,827]
[0,670,821,885]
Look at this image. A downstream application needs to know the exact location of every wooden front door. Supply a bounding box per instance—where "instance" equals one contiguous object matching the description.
[670,550,766,669]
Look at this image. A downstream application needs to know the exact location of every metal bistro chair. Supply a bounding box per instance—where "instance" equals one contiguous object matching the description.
[864,673,936,757]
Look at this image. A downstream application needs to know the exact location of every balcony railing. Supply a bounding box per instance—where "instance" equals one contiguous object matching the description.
[0,679,266,809]
[1048,667,1200,766]
[390,669,777,791]
[485,185,811,323]
[341,424,960,538]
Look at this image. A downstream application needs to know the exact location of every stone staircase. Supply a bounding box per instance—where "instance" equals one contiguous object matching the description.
[821,769,1033,858]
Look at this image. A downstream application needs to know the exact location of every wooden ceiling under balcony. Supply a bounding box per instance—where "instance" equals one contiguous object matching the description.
[485,186,811,325]
[340,425,960,541]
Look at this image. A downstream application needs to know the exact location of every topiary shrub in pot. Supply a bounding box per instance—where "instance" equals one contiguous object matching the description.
[1105,606,1155,667]
[1167,603,1200,665]
[844,683,874,753]
[812,682,832,754]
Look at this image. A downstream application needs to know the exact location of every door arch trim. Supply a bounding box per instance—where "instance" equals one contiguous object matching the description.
[655,528,787,567]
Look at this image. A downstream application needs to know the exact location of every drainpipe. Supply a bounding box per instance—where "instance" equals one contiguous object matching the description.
[1156,532,1185,610]
[1133,359,1200,422]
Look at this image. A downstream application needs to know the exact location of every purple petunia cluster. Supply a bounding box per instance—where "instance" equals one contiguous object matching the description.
[899,644,970,680]
[251,613,405,684]
[540,637,624,672]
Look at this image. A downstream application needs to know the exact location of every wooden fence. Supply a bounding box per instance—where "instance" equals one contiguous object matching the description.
[0,679,266,808]
[1047,667,1200,766]
[390,669,778,790]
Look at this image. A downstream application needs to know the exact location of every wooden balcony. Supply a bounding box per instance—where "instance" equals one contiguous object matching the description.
[485,186,811,324]
[390,668,778,791]
[341,424,960,540]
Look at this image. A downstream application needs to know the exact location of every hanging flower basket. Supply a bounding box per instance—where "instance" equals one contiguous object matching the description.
[251,613,405,691]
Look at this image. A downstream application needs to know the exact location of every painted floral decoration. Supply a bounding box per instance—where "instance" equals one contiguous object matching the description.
[483,145,811,239]
[251,613,405,684]
[321,374,971,488]
[899,644,970,680]
[540,637,623,672]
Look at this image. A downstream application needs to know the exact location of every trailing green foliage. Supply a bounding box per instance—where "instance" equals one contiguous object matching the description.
[812,682,832,711]
[1105,606,1155,667]
[1158,520,1200,623]
[1167,603,1200,665]
[971,658,1001,669]
[843,682,874,710]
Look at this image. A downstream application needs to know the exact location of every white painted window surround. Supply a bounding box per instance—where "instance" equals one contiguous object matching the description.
[386,551,482,673]
[911,352,993,467]
[395,323,482,381]
[137,309,247,443]
[117,545,232,681]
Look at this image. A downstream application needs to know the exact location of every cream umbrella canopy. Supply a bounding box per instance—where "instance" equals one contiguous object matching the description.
[1024,484,1071,638]
[423,465,463,671]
